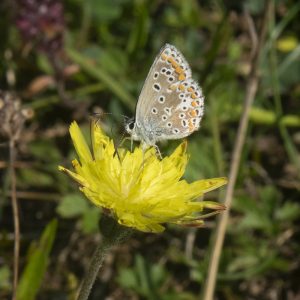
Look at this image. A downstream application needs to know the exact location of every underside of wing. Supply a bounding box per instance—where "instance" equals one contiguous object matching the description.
[135,44,204,142]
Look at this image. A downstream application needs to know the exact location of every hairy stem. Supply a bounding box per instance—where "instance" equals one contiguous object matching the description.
[202,2,272,299]
[77,226,131,300]
[10,139,20,300]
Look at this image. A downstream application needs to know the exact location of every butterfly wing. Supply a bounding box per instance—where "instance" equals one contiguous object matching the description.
[135,44,204,144]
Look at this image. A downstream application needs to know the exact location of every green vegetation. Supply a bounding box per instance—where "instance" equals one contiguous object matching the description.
[0,0,299,299]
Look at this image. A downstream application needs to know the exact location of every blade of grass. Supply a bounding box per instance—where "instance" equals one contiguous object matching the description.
[262,1,300,59]
[66,48,135,110]
[269,3,300,175]
[278,44,300,75]
[209,96,225,176]
[16,220,57,300]
[27,83,105,110]
[202,3,271,299]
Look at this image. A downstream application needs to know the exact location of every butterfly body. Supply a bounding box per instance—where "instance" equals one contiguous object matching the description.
[126,44,204,148]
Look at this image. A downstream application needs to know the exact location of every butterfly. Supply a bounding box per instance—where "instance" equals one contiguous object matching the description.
[125,44,204,150]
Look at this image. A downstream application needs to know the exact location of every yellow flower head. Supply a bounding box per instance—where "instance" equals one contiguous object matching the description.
[59,121,227,233]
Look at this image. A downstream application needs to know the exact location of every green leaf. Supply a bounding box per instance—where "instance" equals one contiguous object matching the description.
[18,168,54,188]
[29,140,61,162]
[81,207,101,233]
[227,255,259,273]
[16,220,57,300]
[0,266,10,290]
[258,185,280,215]
[275,201,300,222]
[98,47,129,76]
[118,268,138,289]
[239,212,273,232]
[150,264,167,286]
[127,0,150,53]
[89,0,128,23]
[66,48,135,109]
[56,194,89,218]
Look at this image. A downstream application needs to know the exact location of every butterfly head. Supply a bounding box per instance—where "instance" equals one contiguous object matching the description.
[125,117,156,146]
[124,117,135,133]
[125,117,142,142]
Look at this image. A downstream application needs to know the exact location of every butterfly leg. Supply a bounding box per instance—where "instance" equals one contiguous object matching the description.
[130,136,134,152]
[113,136,134,158]
[112,140,121,160]
[142,142,162,160]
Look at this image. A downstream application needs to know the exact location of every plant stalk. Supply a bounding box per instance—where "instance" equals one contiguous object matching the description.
[77,226,131,300]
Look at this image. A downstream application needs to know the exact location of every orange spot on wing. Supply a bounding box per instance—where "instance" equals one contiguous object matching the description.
[175,66,183,74]
[166,56,180,69]
[187,87,194,92]
[191,93,197,99]
[179,74,186,81]
[161,53,167,60]
[167,57,176,64]
[172,61,179,68]
[188,120,195,131]
[191,101,197,107]
[190,110,197,117]
[179,84,185,91]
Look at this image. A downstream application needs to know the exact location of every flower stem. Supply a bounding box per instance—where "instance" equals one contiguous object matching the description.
[77,225,131,300]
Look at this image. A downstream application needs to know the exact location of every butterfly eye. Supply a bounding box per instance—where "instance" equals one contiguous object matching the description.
[126,120,135,133]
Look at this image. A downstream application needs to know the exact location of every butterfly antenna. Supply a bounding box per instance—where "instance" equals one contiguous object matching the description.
[113,130,127,159]
[90,112,113,118]
[112,118,130,158]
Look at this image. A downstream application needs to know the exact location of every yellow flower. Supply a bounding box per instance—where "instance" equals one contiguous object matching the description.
[59,121,227,233]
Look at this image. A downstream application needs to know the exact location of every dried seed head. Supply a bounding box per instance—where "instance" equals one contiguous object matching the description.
[0,91,33,142]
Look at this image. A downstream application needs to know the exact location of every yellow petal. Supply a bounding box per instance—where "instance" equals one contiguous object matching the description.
[91,119,110,159]
[190,177,227,194]
[69,122,93,163]
[58,166,88,187]
[60,121,228,233]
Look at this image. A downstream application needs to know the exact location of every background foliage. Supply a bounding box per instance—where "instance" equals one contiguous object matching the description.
[0,0,300,299]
